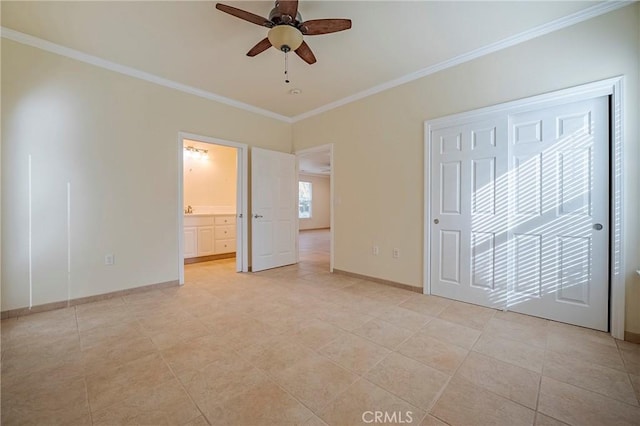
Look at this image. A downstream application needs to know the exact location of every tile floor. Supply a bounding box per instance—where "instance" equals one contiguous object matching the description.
[2,229,640,425]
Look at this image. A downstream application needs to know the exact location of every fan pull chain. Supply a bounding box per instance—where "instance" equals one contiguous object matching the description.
[284,50,290,84]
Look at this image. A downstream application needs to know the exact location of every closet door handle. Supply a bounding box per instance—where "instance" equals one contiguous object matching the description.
[253,214,263,219]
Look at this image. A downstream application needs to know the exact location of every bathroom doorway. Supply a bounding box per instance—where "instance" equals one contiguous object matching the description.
[177,132,248,284]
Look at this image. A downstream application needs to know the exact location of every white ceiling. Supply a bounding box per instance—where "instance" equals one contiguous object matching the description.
[1,1,605,119]
[299,148,331,175]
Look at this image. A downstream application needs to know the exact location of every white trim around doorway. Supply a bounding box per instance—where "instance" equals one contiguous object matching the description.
[423,76,625,339]
[178,132,249,284]
[295,144,335,272]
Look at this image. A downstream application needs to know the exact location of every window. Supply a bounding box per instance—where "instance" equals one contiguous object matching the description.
[299,181,312,218]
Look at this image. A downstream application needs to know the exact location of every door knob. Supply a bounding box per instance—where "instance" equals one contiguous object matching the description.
[593,223,603,231]
[253,214,263,219]
[434,218,439,224]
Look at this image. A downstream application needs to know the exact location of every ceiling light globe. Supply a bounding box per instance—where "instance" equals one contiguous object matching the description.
[268,25,303,52]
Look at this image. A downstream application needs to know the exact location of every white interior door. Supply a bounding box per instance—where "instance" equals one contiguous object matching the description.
[430,117,508,309]
[429,95,610,331]
[506,96,609,331]
[251,147,297,272]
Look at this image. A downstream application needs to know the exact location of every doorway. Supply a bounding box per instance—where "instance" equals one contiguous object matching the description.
[178,132,248,284]
[296,144,334,272]
[424,77,625,337]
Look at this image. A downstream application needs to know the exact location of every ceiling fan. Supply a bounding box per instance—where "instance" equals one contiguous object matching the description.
[215,0,352,66]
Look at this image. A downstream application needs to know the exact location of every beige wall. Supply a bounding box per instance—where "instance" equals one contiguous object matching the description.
[1,39,291,310]
[2,5,639,334]
[183,140,237,210]
[292,5,640,333]
[299,174,330,231]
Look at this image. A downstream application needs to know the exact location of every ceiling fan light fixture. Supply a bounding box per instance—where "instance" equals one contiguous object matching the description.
[268,25,303,52]
[215,1,350,66]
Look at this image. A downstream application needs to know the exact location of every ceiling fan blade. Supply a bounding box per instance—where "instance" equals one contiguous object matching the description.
[274,0,299,22]
[215,3,272,27]
[300,19,352,35]
[295,41,317,64]
[247,38,272,57]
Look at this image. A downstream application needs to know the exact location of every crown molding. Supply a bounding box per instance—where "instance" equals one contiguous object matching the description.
[0,27,293,124]
[2,1,631,124]
[290,0,632,123]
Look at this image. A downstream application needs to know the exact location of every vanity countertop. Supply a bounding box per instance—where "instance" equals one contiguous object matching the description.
[184,212,236,217]
[184,205,236,216]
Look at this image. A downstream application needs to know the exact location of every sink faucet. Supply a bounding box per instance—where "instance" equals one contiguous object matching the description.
[185,205,193,214]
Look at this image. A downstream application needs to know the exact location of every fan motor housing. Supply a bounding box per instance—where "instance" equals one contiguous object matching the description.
[269,7,302,25]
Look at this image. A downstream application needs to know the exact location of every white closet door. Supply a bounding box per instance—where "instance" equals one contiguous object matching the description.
[429,95,610,331]
[430,117,509,309]
[506,96,609,331]
[251,147,297,272]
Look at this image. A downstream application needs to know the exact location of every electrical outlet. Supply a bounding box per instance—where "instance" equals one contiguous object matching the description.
[372,245,379,256]
[392,248,400,259]
[104,254,115,265]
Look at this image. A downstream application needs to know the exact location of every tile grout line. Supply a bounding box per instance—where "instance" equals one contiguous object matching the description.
[8,246,640,425]
[542,335,640,409]
[242,312,385,413]
[74,306,96,426]
[537,323,638,421]
[311,301,495,419]
[359,349,442,417]
[431,307,503,419]
[617,340,640,406]
[424,308,545,419]
[156,350,212,426]
[84,314,166,421]
[393,306,498,420]
[477,314,545,420]
[296,292,446,420]
[534,346,547,424]
[230,345,325,424]
[352,317,421,351]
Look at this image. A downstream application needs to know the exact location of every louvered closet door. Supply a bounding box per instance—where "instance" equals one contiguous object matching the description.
[506,96,609,331]
[430,117,509,309]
